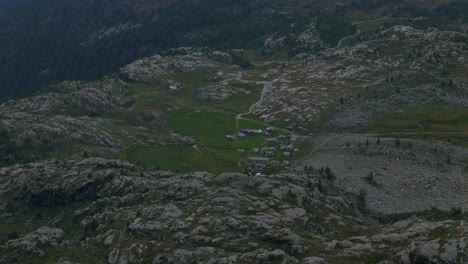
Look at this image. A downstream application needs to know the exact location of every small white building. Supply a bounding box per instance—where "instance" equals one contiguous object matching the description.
[169,85,180,91]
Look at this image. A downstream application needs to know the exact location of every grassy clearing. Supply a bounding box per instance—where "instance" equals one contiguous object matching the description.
[122,62,298,173]
[126,111,295,173]
[126,144,236,173]
[213,82,263,113]
[369,106,468,147]
[129,77,264,114]
[169,111,237,148]
[408,0,455,9]
[42,251,103,264]
[129,82,210,113]
[238,118,269,130]
[169,111,290,146]
[0,222,18,243]
[172,70,214,88]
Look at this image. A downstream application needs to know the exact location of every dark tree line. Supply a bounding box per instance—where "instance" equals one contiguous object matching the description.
[0,0,25,16]
[0,0,465,101]
[0,0,308,101]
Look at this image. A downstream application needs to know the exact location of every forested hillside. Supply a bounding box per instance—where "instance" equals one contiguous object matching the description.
[0,0,309,100]
[0,0,467,101]
[0,0,24,15]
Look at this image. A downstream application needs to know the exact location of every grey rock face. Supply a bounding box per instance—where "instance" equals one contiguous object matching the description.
[240,249,298,264]
[302,134,468,214]
[120,48,222,84]
[413,240,441,263]
[0,158,466,263]
[0,77,170,163]
[403,238,466,264]
[302,256,327,264]
[1,227,64,262]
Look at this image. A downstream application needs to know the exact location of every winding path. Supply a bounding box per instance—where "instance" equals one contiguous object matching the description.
[300,136,334,166]
[192,144,215,160]
[235,81,272,129]
[234,80,294,135]
[336,29,361,49]
[121,139,143,151]
[336,17,413,49]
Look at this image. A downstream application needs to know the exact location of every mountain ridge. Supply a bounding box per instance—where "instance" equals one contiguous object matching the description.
[0,1,467,263]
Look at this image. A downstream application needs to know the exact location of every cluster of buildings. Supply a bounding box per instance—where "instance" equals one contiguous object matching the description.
[240,126,276,137]
[224,125,305,175]
[225,127,276,141]
[248,157,270,175]
[251,146,277,157]
[253,135,301,158]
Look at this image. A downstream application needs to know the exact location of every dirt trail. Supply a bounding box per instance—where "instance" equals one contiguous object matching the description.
[336,17,412,49]
[192,144,215,160]
[236,81,272,129]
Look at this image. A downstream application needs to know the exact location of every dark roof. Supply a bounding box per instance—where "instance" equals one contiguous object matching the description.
[249,157,269,162]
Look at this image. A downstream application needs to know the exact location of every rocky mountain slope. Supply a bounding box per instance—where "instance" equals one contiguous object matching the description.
[0,0,468,263]
[0,158,466,263]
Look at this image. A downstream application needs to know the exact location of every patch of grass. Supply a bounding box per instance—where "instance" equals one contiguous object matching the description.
[430,224,461,242]
[129,82,210,113]
[126,144,236,173]
[127,111,295,173]
[129,73,266,114]
[408,0,455,9]
[123,66,299,172]
[172,70,214,88]
[202,147,242,163]
[238,118,269,130]
[212,83,263,113]
[377,207,467,224]
[369,106,468,147]
[41,252,103,264]
[169,111,237,148]
[324,216,378,242]
[0,222,19,244]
